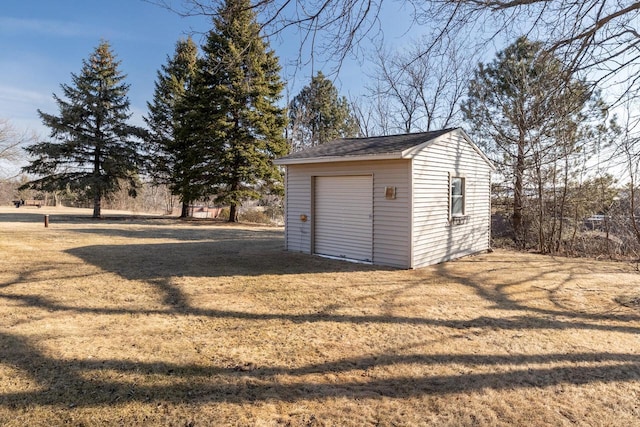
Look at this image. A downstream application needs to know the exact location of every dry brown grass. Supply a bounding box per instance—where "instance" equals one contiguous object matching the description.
[1,206,640,426]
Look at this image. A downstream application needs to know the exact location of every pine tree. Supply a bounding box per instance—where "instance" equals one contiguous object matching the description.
[178,0,288,222]
[288,71,359,151]
[462,36,602,250]
[21,41,144,218]
[144,37,199,218]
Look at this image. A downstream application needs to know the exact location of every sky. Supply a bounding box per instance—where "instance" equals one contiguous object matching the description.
[1,0,212,137]
[0,0,418,144]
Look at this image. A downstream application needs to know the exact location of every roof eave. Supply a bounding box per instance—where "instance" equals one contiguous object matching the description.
[273,152,405,165]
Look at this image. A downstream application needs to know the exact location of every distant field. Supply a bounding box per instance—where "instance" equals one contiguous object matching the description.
[1,206,640,426]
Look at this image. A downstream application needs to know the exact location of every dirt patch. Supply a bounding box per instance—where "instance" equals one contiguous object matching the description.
[1,207,640,426]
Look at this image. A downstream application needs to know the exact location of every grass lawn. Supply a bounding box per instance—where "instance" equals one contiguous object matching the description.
[1,206,640,426]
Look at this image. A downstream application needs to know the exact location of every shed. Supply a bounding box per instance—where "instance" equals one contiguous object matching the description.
[273,128,495,268]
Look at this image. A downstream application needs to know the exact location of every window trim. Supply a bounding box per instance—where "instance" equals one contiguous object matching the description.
[449,173,466,220]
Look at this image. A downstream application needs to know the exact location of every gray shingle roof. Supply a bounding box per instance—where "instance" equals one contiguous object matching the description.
[276,128,457,163]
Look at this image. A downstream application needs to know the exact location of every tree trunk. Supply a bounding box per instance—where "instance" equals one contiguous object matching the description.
[556,156,569,254]
[93,143,102,218]
[93,192,101,218]
[181,202,189,218]
[535,154,545,253]
[628,182,640,255]
[513,134,526,249]
[228,204,238,222]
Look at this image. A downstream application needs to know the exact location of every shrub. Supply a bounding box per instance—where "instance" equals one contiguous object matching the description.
[240,208,272,224]
[218,207,230,221]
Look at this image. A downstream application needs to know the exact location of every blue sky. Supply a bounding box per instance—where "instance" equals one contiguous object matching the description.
[1,0,212,136]
[1,0,415,144]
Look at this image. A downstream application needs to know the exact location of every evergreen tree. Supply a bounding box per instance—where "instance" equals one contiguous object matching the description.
[288,71,359,151]
[144,37,199,218]
[21,41,144,218]
[178,0,288,222]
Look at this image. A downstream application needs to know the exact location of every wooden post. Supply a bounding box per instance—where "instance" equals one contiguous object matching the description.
[44,215,49,228]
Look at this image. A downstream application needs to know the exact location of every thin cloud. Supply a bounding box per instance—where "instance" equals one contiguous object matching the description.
[0,85,55,139]
[0,16,132,40]
[0,85,52,107]
[0,16,96,37]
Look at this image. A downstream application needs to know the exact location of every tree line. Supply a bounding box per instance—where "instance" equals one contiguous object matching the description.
[8,0,640,258]
[16,0,358,220]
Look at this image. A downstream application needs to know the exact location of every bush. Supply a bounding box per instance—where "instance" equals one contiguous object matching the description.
[218,207,230,221]
[264,203,283,219]
[240,208,272,224]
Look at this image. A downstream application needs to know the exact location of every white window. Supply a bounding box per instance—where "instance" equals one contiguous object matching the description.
[450,176,465,217]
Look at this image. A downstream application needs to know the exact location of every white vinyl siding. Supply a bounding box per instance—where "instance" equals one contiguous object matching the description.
[411,131,492,268]
[282,160,411,268]
[282,169,312,253]
[314,176,373,261]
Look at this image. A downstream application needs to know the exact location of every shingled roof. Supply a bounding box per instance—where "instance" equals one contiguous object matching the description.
[274,128,458,165]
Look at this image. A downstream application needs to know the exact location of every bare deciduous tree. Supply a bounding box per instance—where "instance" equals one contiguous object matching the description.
[424,1,640,102]
[0,119,30,178]
[0,120,24,161]
[368,33,471,133]
[154,1,640,98]
[150,0,386,71]
[349,78,394,137]
[612,100,640,252]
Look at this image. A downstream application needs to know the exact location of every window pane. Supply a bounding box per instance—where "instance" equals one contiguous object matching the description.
[451,195,463,215]
[451,178,463,196]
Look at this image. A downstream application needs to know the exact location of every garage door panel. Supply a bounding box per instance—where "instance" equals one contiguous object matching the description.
[314,175,373,262]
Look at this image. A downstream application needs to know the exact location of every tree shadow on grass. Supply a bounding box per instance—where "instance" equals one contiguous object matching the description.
[0,211,51,223]
[4,228,640,412]
[65,238,387,279]
[3,272,640,336]
[56,235,640,335]
[1,292,640,411]
[1,329,640,409]
[434,258,640,324]
[63,235,640,328]
[68,224,285,241]
[0,211,174,224]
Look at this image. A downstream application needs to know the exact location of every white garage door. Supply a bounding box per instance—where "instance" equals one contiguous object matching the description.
[314,175,373,262]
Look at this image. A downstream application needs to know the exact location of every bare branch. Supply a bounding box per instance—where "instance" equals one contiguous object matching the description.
[150,0,384,73]
[0,119,33,178]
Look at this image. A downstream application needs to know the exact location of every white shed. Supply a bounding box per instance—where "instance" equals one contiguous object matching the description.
[274,128,495,268]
